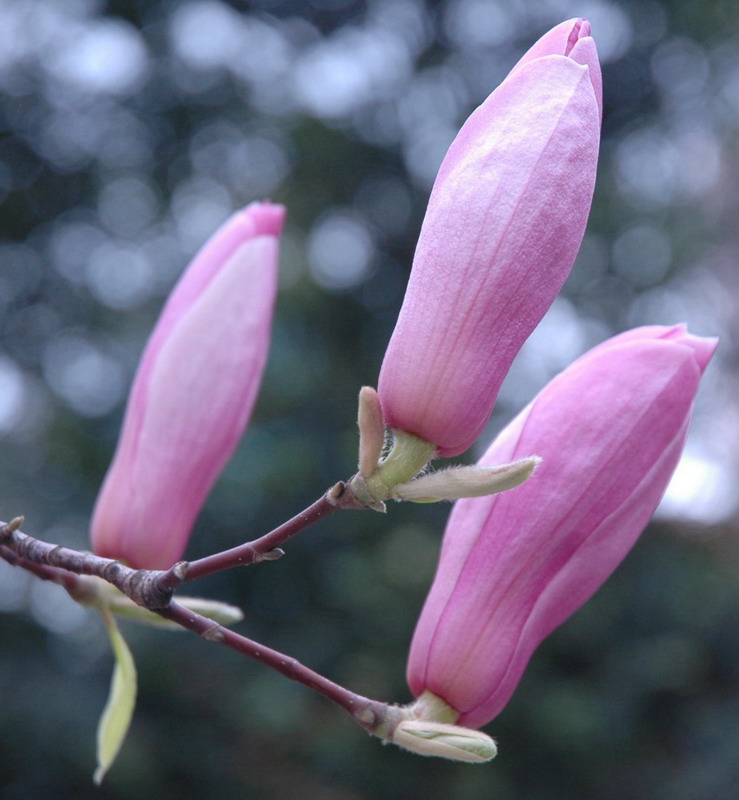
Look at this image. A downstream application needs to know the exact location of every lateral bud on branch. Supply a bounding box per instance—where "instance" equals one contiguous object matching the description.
[2,516,25,536]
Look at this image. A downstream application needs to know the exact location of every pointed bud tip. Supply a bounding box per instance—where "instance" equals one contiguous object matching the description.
[4,516,24,534]
[577,18,591,38]
[685,334,719,374]
[658,324,718,374]
[241,201,286,238]
[522,455,542,475]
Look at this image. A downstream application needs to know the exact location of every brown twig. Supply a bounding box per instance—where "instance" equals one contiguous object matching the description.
[1,518,178,608]
[157,599,402,735]
[1,515,402,740]
[0,481,366,606]
[180,481,364,585]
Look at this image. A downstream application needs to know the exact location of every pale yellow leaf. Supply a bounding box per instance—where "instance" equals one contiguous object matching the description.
[94,608,137,785]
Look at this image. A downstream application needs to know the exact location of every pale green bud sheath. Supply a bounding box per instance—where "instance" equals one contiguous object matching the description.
[392,457,540,502]
[350,428,436,509]
[351,391,539,508]
[368,430,437,493]
[376,689,497,763]
[357,386,386,478]
[391,721,497,763]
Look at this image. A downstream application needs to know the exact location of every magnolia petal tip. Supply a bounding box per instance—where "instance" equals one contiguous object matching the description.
[242,201,286,237]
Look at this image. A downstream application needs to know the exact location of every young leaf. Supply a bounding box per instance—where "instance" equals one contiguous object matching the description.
[94,608,137,785]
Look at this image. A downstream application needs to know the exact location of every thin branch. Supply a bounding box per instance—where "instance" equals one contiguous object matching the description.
[0,482,365,606]
[0,541,80,590]
[1,519,401,739]
[157,599,401,734]
[0,519,177,608]
[179,481,365,585]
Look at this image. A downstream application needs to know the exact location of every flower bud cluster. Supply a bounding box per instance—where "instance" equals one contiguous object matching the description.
[88,17,716,762]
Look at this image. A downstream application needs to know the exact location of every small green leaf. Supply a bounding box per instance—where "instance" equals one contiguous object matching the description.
[94,608,137,785]
[106,592,244,629]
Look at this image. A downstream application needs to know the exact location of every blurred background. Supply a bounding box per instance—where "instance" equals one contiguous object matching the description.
[1,0,738,798]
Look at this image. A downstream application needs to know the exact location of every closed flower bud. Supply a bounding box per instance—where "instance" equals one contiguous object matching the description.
[407,325,717,729]
[91,203,283,569]
[391,720,497,763]
[378,18,601,457]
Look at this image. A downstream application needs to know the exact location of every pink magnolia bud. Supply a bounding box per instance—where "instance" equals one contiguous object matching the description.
[407,325,717,729]
[91,203,283,569]
[378,19,602,457]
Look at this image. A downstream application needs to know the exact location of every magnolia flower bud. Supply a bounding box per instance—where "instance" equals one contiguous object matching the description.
[407,325,717,729]
[378,18,601,457]
[91,203,283,569]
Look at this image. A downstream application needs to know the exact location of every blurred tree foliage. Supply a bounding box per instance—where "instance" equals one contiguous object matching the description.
[1,0,738,798]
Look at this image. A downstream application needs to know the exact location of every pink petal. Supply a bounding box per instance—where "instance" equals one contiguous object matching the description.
[379,49,600,456]
[407,327,717,727]
[91,204,282,568]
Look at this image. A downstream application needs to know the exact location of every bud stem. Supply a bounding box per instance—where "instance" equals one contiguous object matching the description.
[357,430,436,503]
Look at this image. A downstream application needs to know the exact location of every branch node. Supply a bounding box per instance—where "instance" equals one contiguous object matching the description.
[327,482,346,503]
[154,561,189,595]
[354,706,377,726]
[255,548,284,563]
[172,561,188,580]
[121,569,176,610]
[46,545,66,567]
[202,624,225,642]
[5,516,24,535]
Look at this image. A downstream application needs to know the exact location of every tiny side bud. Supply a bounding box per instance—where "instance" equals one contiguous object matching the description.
[5,516,25,535]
